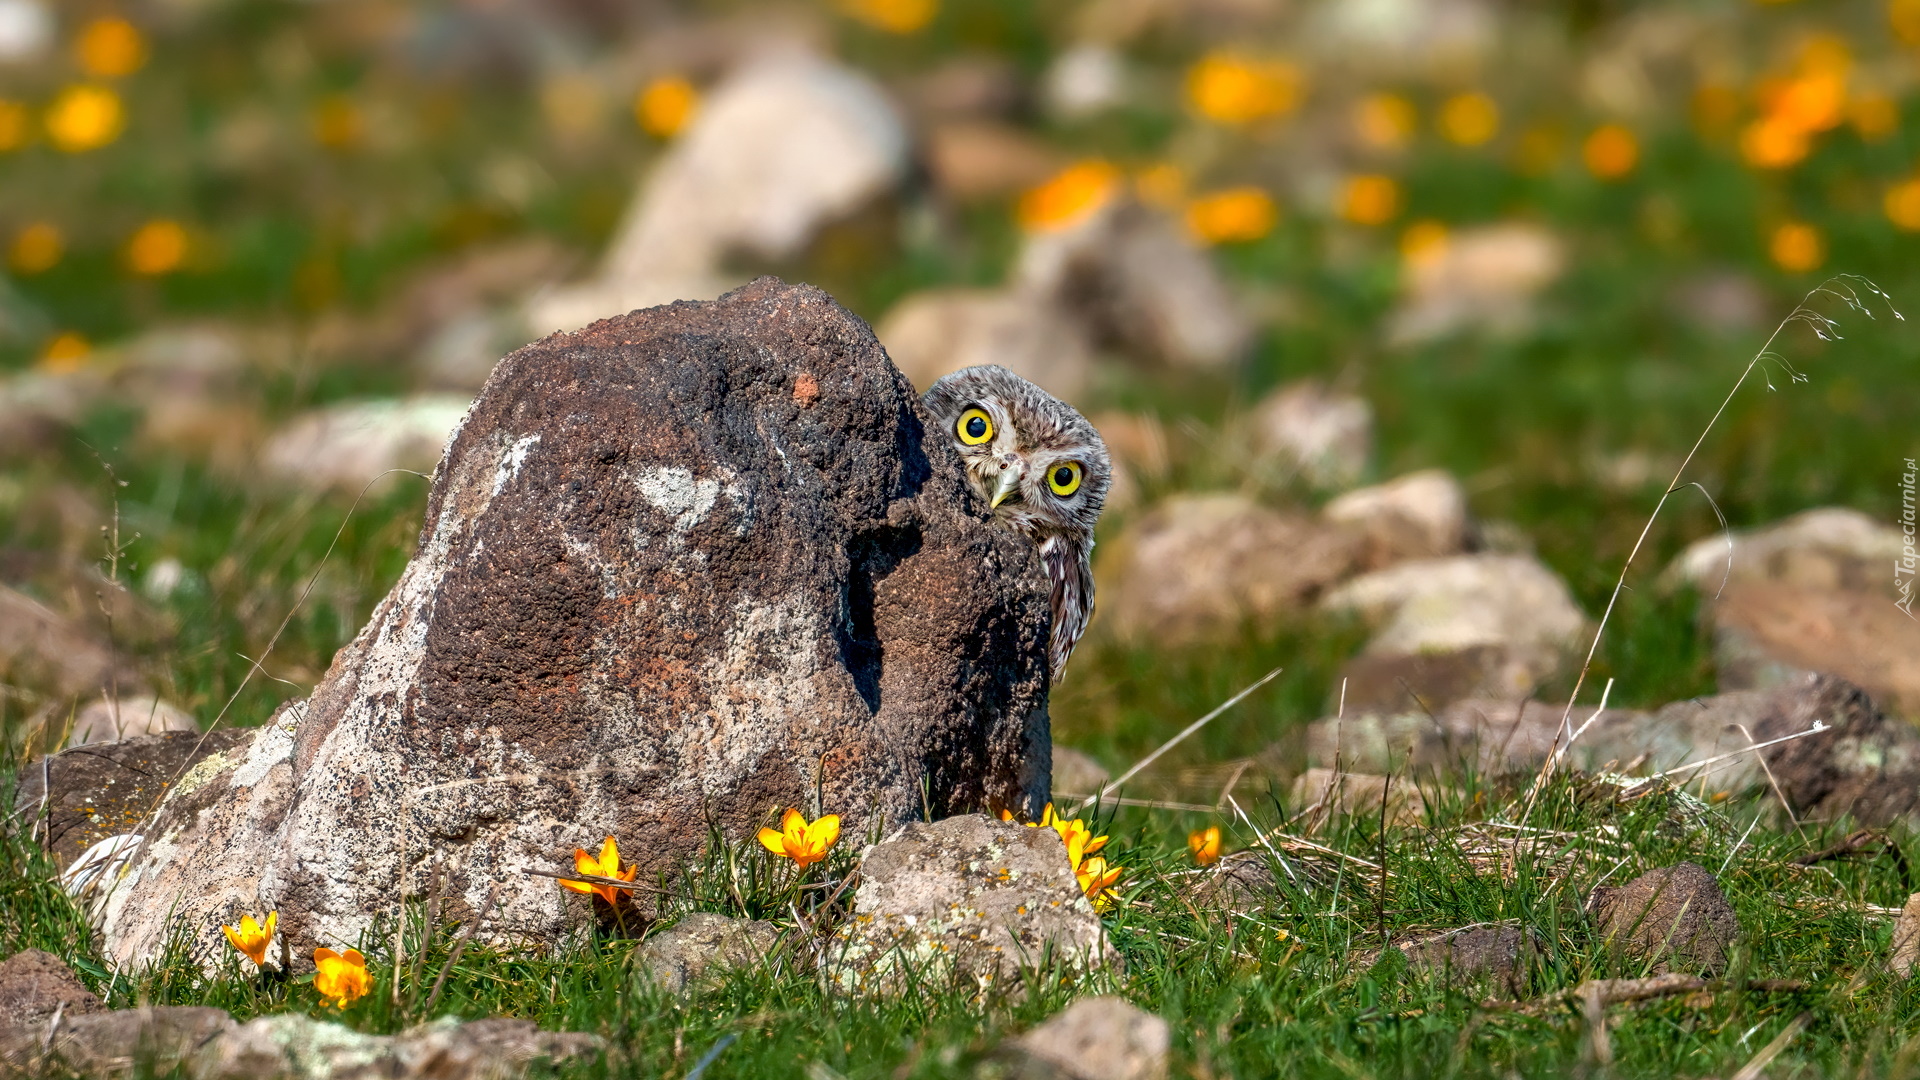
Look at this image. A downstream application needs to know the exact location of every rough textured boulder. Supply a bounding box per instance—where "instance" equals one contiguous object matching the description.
[99,279,1053,971]
[1711,582,1920,718]
[12,729,249,866]
[1391,925,1539,997]
[637,912,781,993]
[0,1006,233,1076]
[829,815,1114,993]
[0,950,103,1027]
[65,694,199,748]
[1587,862,1738,975]
[983,997,1169,1080]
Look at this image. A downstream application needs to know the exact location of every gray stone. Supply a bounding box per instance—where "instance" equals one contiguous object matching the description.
[0,582,129,703]
[1665,507,1908,600]
[830,815,1114,994]
[985,996,1169,1080]
[1322,469,1469,567]
[1290,768,1425,825]
[65,695,199,748]
[1891,893,1920,978]
[1587,862,1738,974]
[192,1014,602,1080]
[925,123,1062,202]
[0,950,102,1027]
[0,1006,234,1077]
[1393,925,1538,997]
[102,279,1053,973]
[1710,583,1920,719]
[261,396,472,493]
[1098,494,1366,646]
[1015,201,1251,370]
[1183,851,1281,913]
[1247,381,1373,491]
[11,728,251,867]
[637,912,780,993]
[1387,223,1565,345]
[879,288,1093,401]
[1321,554,1590,712]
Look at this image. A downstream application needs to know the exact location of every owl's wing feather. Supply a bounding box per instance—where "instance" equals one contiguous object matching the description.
[1040,535,1094,683]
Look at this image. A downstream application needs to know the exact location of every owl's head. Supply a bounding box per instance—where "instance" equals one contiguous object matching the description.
[921,364,1110,541]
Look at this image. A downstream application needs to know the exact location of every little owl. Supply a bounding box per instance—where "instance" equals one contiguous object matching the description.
[922,365,1110,682]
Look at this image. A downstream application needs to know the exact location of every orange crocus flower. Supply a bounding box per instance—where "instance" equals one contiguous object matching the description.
[757,808,841,869]
[312,947,371,1008]
[222,912,276,967]
[559,835,636,905]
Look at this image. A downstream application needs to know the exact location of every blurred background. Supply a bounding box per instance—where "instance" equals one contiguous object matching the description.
[1,0,1916,800]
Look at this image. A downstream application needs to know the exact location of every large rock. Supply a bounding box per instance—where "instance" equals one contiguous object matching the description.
[1322,469,1469,567]
[1098,494,1367,646]
[0,583,129,703]
[194,1014,602,1080]
[99,279,1053,972]
[261,396,472,494]
[1587,862,1737,974]
[636,912,780,993]
[1666,507,1908,599]
[0,1006,233,1077]
[829,815,1114,993]
[1390,925,1539,997]
[985,996,1169,1080]
[528,52,908,334]
[1015,201,1251,370]
[0,950,103,1027]
[1246,381,1373,490]
[12,729,251,867]
[65,695,199,748]
[1321,554,1590,713]
[879,288,1094,401]
[1710,583,1920,718]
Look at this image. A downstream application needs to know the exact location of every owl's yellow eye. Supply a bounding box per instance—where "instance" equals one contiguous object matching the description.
[1047,461,1084,496]
[957,408,994,446]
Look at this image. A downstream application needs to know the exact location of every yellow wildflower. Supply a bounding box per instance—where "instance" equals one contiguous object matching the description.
[1437,92,1498,147]
[635,76,698,138]
[126,220,187,276]
[1897,0,1920,45]
[1017,160,1120,233]
[1075,854,1122,910]
[1769,222,1823,273]
[1885,179,1920,231]
[1399,219,1449,267]
[10,223,63,275]
[1186,52,1302,126]
[76,17,146,79]
[1354,93,1415,150]
[1582,124,1638,180]
[222,912,276,967]
[45,85,124,153]
[311,95,364,150]
[839,0,938,34]
[38,332,90,373]
[312,947,371,1008]
[1337,174,1400,226]
[0,100,27,152]
[1184,187,1277,245]
[1188,826,1222,866]
[758,808,840,869]
[1850,94,1899,142]
[559,835,636,905]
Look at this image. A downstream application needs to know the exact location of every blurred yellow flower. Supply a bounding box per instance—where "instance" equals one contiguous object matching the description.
[1134,162,1187,209]
[635,76,698,138]
[1582,124,1638,179]
[1769,221,1823,273]
[126,220,187,276]
[1338,174,1401,226]
[0,100,27,151]
[560,835,635,904]
[1184,187,1277,245]
[39,332,90,373]
[1188,826,1222,866]
[311,95,364,150]
[75,17,146,79]
[9,223,63,274]
[1762,72,1846,135]
[1850,94,1899,141]
[222,912,276,967]
[45,85,124,152]
[1885,179,1920,230]
[1513,126,1562,175]
[1187,52,1302,126]
[1399,219,1449,266]
[839,0,938,33]
[1437,92,1499,146]
[1018,160,1120,233]
[1896,0,1920,45]
[1740,115,1810,169]
[1075,854,1122,910]
[1354,93,1415,150]
[758,808,841,869]
[312,947,371,1008]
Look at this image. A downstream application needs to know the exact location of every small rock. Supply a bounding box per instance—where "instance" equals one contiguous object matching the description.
[529,52,907,335]
[0,0,53,62]
[0,369,102,459]
[1666,508,1908,599]
[878,288,1093,400]
[1321,554,1590,713]
[638,912,780,993]
[0,950,103,1027]
[12,729,251,867]
[193,1013,602,1080]
[1388,223,1565,345]
[260,395,472,493]
[1290,767,1425,825]
[1247,381,1373,490]
[1323,469,1470,567]
[1183,851,1281,913]
[1890,893,1920,978]
[1042,44,1128,119]
[65,695,199,748]
[0,1006,232,1077]
[1049,746,1109,800]
[926,122,1062,201]
[1587,862,1738,974]
[906,55,1024,120]
[0,582,127,702]
[988,997,1169,1080]
[1710,583,1920,718]
[829,815,1115,994]
[1392,925,1539,997]
[1098,494,1367,647]
[1305,700,1650,776]
[1016,201,1251,370]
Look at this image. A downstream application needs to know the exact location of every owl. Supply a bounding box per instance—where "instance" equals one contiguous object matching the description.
[921,365,1110,682]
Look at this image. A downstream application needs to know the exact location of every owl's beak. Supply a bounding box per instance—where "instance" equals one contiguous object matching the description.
[988,467,1022,509]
